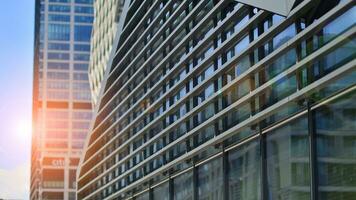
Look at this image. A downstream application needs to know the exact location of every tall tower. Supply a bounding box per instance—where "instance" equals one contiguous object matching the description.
[30,0,94,199]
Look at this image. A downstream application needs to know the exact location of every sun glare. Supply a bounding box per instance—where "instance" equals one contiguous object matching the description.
[15,119,32,139]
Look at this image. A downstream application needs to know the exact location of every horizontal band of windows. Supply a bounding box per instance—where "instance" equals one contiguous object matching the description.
[88,1,243,155]
[77,3,354,195]
[80,6,268,175]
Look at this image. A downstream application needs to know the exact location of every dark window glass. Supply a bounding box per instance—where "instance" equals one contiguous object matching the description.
[74,25,92,41]
[75,0,93,4]
[153,181,169,200]
[48,52,70,60]
[73,73,88,80]
[74,44,90,52]
[48,24,70,41]
[135,191,149,200]
[227,139,261,200]
[49,0,70,2]
[74,53,90,61]
[74,15,94,23]
[316,91,356,200]
[47,62,69,70]
[48,43,70,51]
[48,5,70,12]
[266,115,310,200]
[74,6,93,14]
[322,7,356,44]
[74,63,88,71]
[197,157,224,199]
[173,171,193,200]
[48,14,70,22]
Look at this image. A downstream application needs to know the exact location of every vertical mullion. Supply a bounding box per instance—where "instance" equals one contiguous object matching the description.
[223,150,229,200]
[193,164,198,200]
[308,101,318,200]
[149,185,153,200]
[169,177,174,200]
[260,129,268,200]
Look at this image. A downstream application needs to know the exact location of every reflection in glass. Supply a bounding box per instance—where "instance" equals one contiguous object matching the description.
[197,157,224,200]
[316,91,356,200]
[266,116,310,200]
[173,171,194,200]
[153,181,169,200]
[227,139,261,200]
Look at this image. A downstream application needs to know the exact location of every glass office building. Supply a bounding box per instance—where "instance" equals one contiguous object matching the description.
[30,0,94,199]
[77,0,356,199]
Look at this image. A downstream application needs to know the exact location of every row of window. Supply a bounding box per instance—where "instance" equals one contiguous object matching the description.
[41,51,88,61]
[46,72,88,80]
[88,1,238,162]
[40,62,88,71]
[84,90,356,200]
[45,130,87,140]
[81,2,260,178]
[78,3,355,198]
[101,0,190,109]
[78,0,258,194]
[46,5,93,14]
[48,0,93,4]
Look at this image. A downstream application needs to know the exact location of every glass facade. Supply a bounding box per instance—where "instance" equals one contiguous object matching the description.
[31,0,93,199]
[88,0,124,105]
[77,0,356,199]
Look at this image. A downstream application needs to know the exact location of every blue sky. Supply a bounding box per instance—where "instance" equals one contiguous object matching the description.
[0,0,34,199]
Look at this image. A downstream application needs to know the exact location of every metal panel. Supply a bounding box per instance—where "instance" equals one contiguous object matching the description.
[235,0,296,16]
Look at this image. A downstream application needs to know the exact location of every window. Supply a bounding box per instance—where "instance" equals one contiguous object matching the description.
[173,171,193,200]
[197,157,224,200]
[74,25,92,41]
[316,91,356,199]
[48,14,70,22]
[227,139,260,200]
[47,72,69,80]
[48,24,70,41]
[48,5,70,13]
[153,181,169,200]
[74,6,93,14]
[48,43,70,51]
[75,16,94,23]
[49,0,70,2]
[266,116,310,200]
[74,44,90,52]
[47,62,69,70]
[74,63,88,71]
[73,111,91,119]
[48,52,69,60]
[135,192,149,200]
[74,53,90,61]
[75,0,94,4]
[72,121,90,129]
[73,73,88,80]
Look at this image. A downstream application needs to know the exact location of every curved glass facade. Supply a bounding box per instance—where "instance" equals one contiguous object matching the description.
[77,0,356,199]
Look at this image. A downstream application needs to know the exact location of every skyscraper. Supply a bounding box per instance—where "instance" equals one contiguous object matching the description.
[31,0,94,199]
[88,0,125,105]
[78,0,356,199]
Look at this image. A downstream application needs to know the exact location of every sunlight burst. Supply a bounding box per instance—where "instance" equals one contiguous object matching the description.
[14,119,32,139]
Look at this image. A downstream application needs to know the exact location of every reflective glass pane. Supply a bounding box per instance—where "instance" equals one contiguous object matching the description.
[153,181,169,200]
[173,171,193,200]
[266,116,310,200]
[316,91,356,200]
[227,139,261,200]
[197,157,224,200]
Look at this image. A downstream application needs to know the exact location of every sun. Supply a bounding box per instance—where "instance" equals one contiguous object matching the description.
[14,119,32,139]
